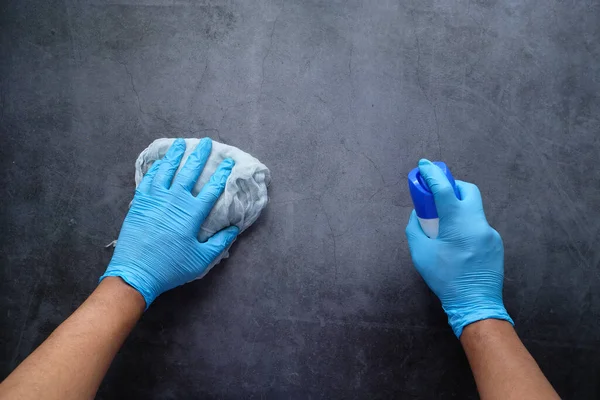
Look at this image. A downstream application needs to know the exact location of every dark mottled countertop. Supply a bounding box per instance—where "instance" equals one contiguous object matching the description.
[1,0,599,398]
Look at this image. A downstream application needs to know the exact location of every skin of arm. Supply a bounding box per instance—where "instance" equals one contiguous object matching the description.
[0,138,239,399]
[0,277,144,400]
[461,319,560,400]
[406,159,559,399]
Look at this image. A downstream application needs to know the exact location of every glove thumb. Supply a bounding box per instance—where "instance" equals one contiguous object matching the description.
[405,210,427,241]
[202,226,240,260]
[405,210,430,266]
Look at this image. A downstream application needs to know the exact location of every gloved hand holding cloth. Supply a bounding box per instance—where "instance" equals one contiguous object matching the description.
[100,138,239,308]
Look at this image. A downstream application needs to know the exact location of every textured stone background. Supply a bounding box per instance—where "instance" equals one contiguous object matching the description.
[1,0,599,398]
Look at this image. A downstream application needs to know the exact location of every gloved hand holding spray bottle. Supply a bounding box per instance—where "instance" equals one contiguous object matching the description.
[406,159,513,337]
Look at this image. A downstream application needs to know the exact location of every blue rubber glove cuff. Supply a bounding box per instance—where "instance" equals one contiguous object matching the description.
[441,270,514,337]
[448,309,514,338]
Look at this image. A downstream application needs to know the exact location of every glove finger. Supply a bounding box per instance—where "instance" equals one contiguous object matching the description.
[455,180,484,210]
[405,210,434,273]
[405,209,428,243]
[137,160,162,194]
[173,137,212,192]
[418,159,458,216]
[153,138,186,190]
[195,158,235,219]
[199,225,239,262]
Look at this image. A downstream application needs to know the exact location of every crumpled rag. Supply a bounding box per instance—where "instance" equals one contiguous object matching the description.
[134,138,271,275]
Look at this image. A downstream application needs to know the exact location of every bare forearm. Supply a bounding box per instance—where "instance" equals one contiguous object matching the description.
[0,277,144,400]
[460,319,559,400]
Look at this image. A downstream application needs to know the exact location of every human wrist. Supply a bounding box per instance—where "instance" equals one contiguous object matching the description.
[460,318,516,345]
[73,277,145,338]
[99,269,156,310]
[93,276,146,315]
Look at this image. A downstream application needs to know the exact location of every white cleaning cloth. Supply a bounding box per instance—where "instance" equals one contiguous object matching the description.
[134,138,271,274]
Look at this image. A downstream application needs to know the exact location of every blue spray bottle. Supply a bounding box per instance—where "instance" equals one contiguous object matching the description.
[407,161,461,238]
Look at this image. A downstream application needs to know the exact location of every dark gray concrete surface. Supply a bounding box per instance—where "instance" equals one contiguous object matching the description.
[1,0,600,398]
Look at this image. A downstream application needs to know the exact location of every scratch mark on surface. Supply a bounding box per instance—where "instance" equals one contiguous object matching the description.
[273,315,440,332]
[348,43,355,98]
[348,44,353,77]
[0,81,5,124]
[430,105,442,158]
[413,27,442,159]
[466,0,485,31]
[121,61,144,121]
[361,152,386,185]
[218,100,255,130]
[341,140,385,185]
[271,196,320,205]
[64,0,81,63]
[258,14,279,101]
[187,60,210,117]
[196,62,209,92]
[315,94,327,104]
[198,127,224,142]
[51,178,81,237]
[319,197,338,278]
[22,40,54,57]
[333,186,385,239]
[537,136,587,157]
[522,338,599,352]
[241,325,262,381]
[119,61,191,135]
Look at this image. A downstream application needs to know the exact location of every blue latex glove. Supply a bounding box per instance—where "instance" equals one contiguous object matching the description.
[405,159,513,338]
[100,138,239,308]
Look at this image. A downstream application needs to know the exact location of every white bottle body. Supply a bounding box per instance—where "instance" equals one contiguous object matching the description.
[417,217,439,239]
